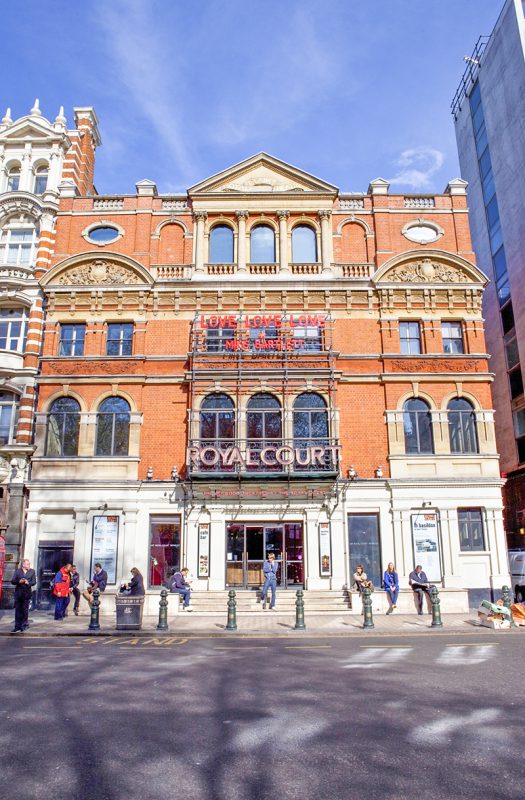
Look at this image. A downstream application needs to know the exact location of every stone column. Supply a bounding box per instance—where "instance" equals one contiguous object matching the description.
[20,145,32,192]
[318,210,333,273]
[277,210,290,273]
[193,211,207,274]
[236,210,249,273]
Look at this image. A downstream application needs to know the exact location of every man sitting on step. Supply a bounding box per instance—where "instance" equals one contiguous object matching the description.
[170,567,193,611]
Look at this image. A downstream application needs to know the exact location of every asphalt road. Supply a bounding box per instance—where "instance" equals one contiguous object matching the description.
[1,633,522,800]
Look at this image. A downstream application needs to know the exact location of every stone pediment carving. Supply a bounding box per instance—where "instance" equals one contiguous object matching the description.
[56,259,143,286]
[387,258,469,283]
[189,153,338,196]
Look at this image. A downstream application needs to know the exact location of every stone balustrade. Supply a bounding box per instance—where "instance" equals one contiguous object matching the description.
[403,196,435,208]
[93,197,124,209]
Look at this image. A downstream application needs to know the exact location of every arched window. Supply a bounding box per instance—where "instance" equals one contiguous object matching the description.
[403,398,434,454]
[95,397,130,456]
[247,393,282,471]
[0,392,19,446]
[0,307,29,352]
[448,398,478,454]
[250,225,275,263]
[293,393,331,471]
[209,225,234,263]
[0,223,38,266]
[292,225,317,263]
[45,397,80,456]
[33,164,48,195]
[200,393,235,442]
[6,164,20,192]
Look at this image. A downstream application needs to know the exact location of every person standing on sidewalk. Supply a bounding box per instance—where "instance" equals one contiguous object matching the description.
[260,552,279,610]
[70,565,81,616]
[53,563,72,621]
[10,559,36,633]
[383,562,399,614]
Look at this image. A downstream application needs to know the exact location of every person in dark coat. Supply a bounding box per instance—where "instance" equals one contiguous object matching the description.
[121,567,145,596]
[409,565,432,614]
[170,567,193,611]
[11,559,36,633]
[70,565,81,616]
[82,563,108,606]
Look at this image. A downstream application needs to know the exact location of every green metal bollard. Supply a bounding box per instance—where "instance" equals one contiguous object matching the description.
[226,589,237,631]
[502,585,517,628]
[362,587,374,629]
[294,589,306,630]
[430,585,443,628]
[157,588,169,631]
[88,588,101,631]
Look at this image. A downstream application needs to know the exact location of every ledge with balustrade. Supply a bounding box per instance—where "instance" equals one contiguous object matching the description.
[403,195,436,208]
[0,264,37,284]
[150,263,375,281]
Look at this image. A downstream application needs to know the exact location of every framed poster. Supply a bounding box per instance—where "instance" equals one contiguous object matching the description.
[319,522,332,577]
[91,515,119,584]
[198,523,210,578]
[411,511,442,583]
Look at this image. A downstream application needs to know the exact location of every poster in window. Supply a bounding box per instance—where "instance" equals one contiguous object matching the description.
[91,515,119,584]
[411,512,442,582]
[198,523,210,578]
[319,522,331,576]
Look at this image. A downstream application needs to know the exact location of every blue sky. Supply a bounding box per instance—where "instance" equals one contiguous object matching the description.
[1,0,501,195]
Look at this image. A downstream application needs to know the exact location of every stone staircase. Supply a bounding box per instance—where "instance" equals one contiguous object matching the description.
[183,589,353,616]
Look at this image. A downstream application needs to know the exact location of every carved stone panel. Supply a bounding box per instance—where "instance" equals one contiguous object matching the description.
[56,260,144,286]
[385,259,469,284]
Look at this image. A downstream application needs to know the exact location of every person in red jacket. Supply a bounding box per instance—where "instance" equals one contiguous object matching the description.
[53,563,72,621]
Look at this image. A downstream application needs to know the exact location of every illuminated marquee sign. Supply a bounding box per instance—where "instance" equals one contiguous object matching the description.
[187,443,341,470]
[200,313,326,351]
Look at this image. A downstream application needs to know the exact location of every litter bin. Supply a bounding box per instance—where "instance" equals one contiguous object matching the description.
[115,595,144,630]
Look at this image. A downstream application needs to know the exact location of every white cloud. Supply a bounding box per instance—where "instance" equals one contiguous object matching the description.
[388,146,445,189]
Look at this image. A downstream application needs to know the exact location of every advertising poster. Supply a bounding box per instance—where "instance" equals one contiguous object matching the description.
[198,523,210,578]
[91,515,119,583]
[319,522,331,576]
[411,512,442,582]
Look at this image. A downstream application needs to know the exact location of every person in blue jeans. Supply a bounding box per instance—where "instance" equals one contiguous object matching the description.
[170,567,193,611]
[260,553,279,610]
[383,562,399,614]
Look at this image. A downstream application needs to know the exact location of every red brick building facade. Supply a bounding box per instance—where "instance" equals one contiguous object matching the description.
[20,140,508,612]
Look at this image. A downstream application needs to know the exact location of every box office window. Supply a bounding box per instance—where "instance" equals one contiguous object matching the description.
[348,514,382,589]
[458,508,485,552]
[149,516,181,587]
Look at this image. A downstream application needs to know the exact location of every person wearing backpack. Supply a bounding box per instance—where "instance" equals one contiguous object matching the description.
[53,563,72,621]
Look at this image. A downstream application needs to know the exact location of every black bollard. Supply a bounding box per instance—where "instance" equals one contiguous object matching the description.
[157,588,169,631]
[362,587,374,629]
[430,586,443,628]
[226,589,237,631]
[88,588,101,631]
[294,589,306,630]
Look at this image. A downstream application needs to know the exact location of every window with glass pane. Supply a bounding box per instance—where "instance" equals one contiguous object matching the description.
[95,397,130,456]
[250,225,275,263]
[0,307,28,352]
[348,514,382,589]
[149,516,181,588]
[200,394,235,442]
[403,398,434,454]
[59,324,86,356]
[247,393,282,471]
[504,336,520,370]
[0,228,37,266]
[292,326,322,351]
[209,225,234,263]
[442,321,464,354]
[106,323,133,356]
[45,397,80,456]
[458,509,485,551]
[206,325,235,352]
[448,398,478,454]
[293,393,331,470]
[291,225,317,263]
[399,321,422,355]
[509,367,524,400]
[0,392,19,445]
[34,166,48,195]
[501,302,515,335]
[7,166,20,191]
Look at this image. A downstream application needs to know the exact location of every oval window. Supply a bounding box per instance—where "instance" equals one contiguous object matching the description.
[87,226,120,244]
[402,223,442,244]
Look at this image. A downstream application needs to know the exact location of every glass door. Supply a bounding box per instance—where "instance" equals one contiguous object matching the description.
[246,526,264,587]
[225,523,304,588]
[284,523,304,586]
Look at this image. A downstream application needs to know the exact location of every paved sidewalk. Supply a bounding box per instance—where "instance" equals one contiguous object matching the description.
[0,608,520,637]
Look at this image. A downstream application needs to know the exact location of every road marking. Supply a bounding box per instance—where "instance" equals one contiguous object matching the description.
[444,642,500,647]
[215,646,269,650]
[285,645,332,649]
[436,645,496,665]
[409,708,501,744]
[360,645,412,649]
[23,645,83,649]
[342,647,412,668]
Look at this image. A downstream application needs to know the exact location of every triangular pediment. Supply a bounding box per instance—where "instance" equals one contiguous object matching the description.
[0,116,61,143]
[189,153,338,196]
